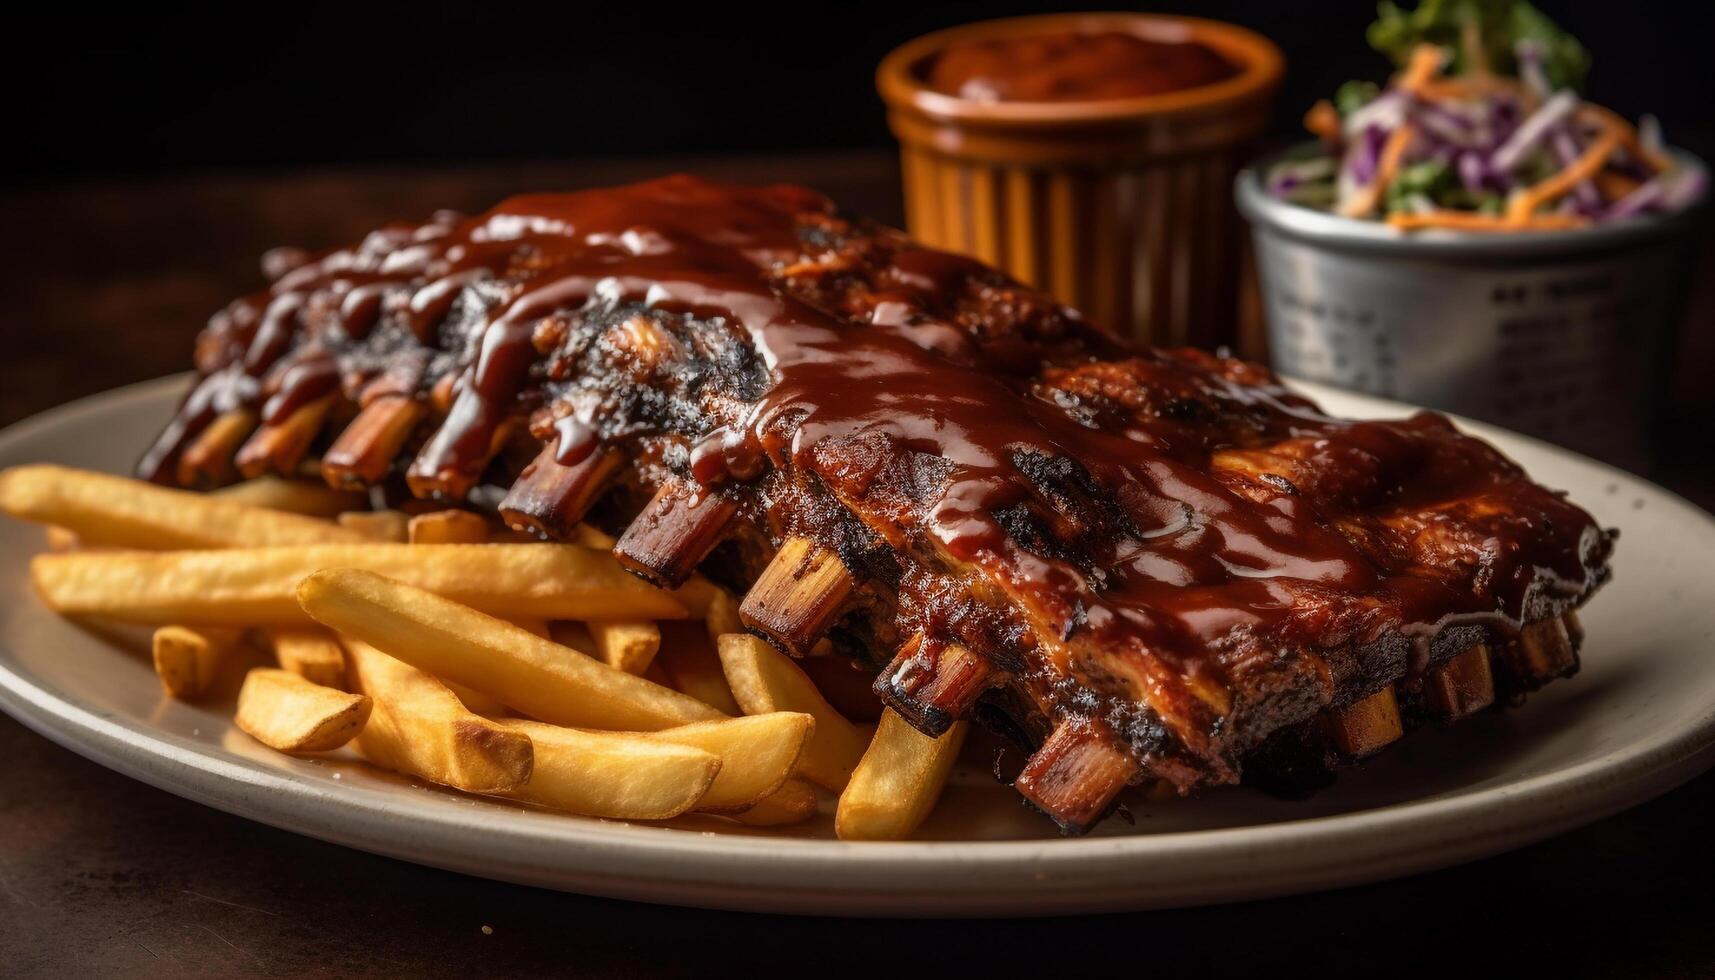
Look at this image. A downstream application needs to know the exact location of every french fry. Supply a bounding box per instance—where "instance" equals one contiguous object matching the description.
[508,618,552,639]
[498,720,720,820]
[407,510,489,544]
[717,633,869,792]
[835,710,967,841]
[730,778,820,826]
[547,621,597,654]
[671,574,722,620]
[44,526,79,552]
[585,620,662,675]
[235,667,371,753]
[152,625,243,699]
[572,524,617,549]
[263,627,348,689]
[337,510,409,542]
[646,713,813,811]
[656,622,742,715]
[32,543,689,625]
[343,638,534,793]
[300,569,721,731]
[0,464,364,549]
[446,681,509,717]
[211,476,367,518]
[703,586,742,639]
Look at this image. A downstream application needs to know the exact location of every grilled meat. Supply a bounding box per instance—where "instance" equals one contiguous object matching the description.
[139,175,1612,832]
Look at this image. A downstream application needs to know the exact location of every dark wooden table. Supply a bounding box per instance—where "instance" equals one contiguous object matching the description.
[3,153,1713,978]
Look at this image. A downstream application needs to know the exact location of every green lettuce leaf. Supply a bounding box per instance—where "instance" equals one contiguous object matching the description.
[1367,0,1589,90]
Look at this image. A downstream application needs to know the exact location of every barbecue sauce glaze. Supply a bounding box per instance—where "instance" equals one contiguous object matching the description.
[142,176,1611,776]
[925,30,1238,103]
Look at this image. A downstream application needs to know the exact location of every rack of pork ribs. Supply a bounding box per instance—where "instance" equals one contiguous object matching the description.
[137,175,1613,834]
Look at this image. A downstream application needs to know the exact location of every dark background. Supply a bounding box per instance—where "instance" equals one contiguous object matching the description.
[3,0,1709,495]
[3,2,1710,182]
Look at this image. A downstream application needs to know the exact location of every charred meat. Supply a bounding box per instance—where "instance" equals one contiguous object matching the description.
[140,176,1612,832]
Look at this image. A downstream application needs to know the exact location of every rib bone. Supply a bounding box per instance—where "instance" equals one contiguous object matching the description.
[406,418,517,501]
[1424,644,1496,721]
[322,396,425,488]
[1515,616,1577,682]
[613,483,738,589]
[235,395,336,479]
[177,409,258,486]
[1014,721,1137,834]
[876,635,997,737]
[738,536,855,657]
[1326,686,1404,758]
[497,444,622,540]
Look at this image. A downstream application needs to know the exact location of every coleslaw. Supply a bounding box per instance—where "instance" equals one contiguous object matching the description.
[1269,0,1705,232]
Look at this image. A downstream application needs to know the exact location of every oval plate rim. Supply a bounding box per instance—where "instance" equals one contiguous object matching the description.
[2,374,1712,916]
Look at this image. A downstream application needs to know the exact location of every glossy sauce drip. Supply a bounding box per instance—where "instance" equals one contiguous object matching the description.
[926,31,1238,103]
[146,176,1606,673]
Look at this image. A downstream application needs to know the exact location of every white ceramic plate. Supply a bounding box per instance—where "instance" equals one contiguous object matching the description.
[2,375,1713,916]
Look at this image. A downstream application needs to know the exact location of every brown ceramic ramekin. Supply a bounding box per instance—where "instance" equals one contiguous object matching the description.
[878,13,1283,348]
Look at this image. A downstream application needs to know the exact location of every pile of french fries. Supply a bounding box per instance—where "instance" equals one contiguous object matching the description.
[0,464,967,839]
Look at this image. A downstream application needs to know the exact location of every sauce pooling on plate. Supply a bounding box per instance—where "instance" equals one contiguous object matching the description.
[926,31,1238,103]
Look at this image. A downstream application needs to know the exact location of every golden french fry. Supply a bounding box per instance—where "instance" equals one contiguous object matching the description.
[152,625,242,699]
[672,574,721,620]
[547,621,596,654]
[343,638,533,793]
[300,569,720,731]
[508,618,552,639]
[703,586,742,639]
[212,476,367,518]
[730,778,820,826]
[407,510,489,544]
[32,543,688,625]
[585,620,662,675]
[235,667,371,753]
[337,510,409,542]
[0,464,364,549]
[656,622,742,715]
[498,720,720,820]
[463,623,549,712]
[835,710,967,841]
[572,524,616,549]
[446,681,509,717]
[717,633,869,792]
[264,627,348,689]
[646,713,813,811]
[45,526,79,552]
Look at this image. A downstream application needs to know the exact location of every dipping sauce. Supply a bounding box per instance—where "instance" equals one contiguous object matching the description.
[926,31,1238,103]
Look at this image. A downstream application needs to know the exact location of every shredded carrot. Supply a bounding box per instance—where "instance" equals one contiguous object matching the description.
[1415,78,1472,100]
[1595,170,1642,202]
[1388,210,1588,233]
[1507,131,1620,220]
[1576,104,1673,172]
[1397,44,1445,96]
[1304,99,1340,142]
[1339,123,1418,218]
[1418,74,1523,102]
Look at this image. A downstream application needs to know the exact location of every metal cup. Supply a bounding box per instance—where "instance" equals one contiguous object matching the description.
[1236,144,1709,470]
